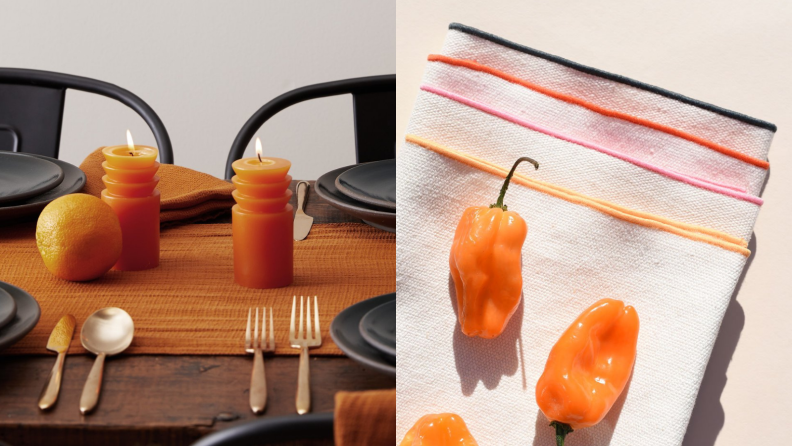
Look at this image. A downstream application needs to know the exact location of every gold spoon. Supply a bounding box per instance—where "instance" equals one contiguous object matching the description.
[79,307,134,415]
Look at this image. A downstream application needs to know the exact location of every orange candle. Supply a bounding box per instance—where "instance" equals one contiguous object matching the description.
[100,130,160,271]
[231,138,293,289]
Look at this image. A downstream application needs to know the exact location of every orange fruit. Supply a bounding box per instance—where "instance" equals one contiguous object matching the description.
[36,194,122,281]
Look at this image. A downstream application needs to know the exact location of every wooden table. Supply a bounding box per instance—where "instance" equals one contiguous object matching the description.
[0,181,395,446]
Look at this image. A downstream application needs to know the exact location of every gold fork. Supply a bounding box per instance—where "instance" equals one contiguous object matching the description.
[289,295,322,414]
[246,307,274,414]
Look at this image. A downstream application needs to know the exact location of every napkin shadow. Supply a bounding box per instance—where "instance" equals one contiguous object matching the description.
[681,232,754,446]
[449,274,526,396]
[531,375,632,446]
[760,166,770,196]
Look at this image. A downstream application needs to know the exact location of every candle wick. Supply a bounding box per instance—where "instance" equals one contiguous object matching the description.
[257,153,263,164]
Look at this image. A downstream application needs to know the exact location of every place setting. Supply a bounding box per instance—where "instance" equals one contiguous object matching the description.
[331,292,396,377]
[0,28,396,441]
[0,128,395,432]
[0,281,41,352]
[7,293,386,417]
[0,151,87,223]
[33,308,134,413]
[316,158,396,232]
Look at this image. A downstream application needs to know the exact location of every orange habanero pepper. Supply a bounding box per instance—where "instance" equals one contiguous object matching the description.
[400,413,479,446]
[535,298,639,446]
[450,156,539,339]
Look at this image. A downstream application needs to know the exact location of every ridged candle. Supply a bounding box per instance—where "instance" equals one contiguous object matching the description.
[101,145,160,271]
[231,155,293,289]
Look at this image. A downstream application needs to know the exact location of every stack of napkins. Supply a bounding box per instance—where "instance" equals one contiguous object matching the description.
[80,147,235,225]
[396,23,775,445]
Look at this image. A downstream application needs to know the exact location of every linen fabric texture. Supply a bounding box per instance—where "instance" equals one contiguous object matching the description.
[396,23,775,446]
[442,24,775,160]
[397,142,745,446]
[334,389,396,446]
[407,90,760,242]
[1,223,395,356]
[422,58,768,196]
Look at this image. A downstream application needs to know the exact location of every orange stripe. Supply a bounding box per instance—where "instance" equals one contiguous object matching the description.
[427,54,770,170]
[405,134,750,256]
[405,133,746,247]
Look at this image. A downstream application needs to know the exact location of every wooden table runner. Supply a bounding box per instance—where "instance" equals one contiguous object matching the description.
[0,223,394,356]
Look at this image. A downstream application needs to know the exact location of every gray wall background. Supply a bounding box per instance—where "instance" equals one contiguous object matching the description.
[1,0,395,180]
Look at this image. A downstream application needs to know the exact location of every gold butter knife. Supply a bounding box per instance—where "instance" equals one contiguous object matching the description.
[38,314,76,410]
[293,181,314,241]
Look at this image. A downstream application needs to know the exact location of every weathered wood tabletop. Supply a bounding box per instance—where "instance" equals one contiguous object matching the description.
[0,181,396,446]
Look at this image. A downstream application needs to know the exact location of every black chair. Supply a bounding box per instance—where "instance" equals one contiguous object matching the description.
[226,74,395,180]
[0,68,173,164]
[191,412,334,446]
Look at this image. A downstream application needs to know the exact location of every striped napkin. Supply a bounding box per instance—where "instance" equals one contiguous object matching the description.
[396,23,775,446]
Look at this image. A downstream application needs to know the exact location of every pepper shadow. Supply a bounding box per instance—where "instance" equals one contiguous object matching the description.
[759,166,770,197]
[528,234,755,445]
[681,232,755,445]
[531,370,632,445]
[449,274,526,396]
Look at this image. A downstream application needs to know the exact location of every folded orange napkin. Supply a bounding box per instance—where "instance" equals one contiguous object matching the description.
[79,147,235,225]
[334,389,396,446]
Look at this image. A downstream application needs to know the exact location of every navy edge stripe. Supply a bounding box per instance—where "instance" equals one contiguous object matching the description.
[449,23,777,133]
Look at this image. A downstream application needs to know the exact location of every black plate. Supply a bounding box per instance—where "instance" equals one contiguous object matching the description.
[0,281,41,351]
[359,300,395,358]
[192,412,334,446]
[0,287,16,330]
[316,165,395,233]
[0,153,64,204]
[0,155,86,223]
[335,159,395,211]
[330,293,395,377]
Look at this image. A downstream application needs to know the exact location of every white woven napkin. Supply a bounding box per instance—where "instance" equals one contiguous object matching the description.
[407,90,760,242]
[397,23,774,446]
[396,139,748,445]
[422,58,768,196]
[441,23,776,161]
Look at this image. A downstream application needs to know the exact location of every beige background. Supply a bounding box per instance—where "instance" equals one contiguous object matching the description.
[1,0,394,180]
[397,0,791,444]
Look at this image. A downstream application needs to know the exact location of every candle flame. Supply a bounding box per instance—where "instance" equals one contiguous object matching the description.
[126,129,136,156]
[255,137,263,164]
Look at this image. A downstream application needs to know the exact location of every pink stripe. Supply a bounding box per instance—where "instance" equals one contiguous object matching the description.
[420,85,763,206]
[690,175,747,193]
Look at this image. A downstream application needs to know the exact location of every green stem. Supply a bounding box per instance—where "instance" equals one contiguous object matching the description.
[489,156,539,211]
[550,421,573,446]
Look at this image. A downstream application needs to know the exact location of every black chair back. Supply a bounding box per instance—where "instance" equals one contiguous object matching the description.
[226,74,395,179]
[0,68,173,163]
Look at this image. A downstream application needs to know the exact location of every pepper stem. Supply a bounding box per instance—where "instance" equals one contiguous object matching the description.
[550,421,573,446]
[490,156,539,211]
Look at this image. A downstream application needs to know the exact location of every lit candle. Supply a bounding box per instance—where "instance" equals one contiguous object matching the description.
[231,137,293,289]
[100,130,160,271]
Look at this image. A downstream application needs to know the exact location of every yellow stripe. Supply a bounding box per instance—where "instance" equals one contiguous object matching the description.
[474,151,746,247]
[405,134,750,257]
